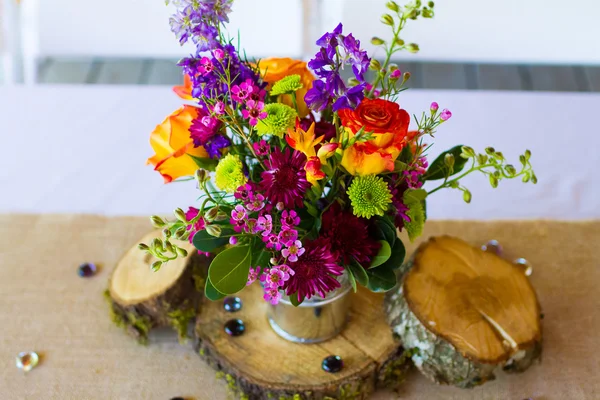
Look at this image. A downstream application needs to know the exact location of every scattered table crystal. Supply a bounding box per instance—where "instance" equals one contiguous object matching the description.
[481,240,503,256]
[223,297,242,313]
[322,355,343,373]
[16,351,39,372]
[78,262,97,277]
[224,319,245,337]
[514,258,533,276]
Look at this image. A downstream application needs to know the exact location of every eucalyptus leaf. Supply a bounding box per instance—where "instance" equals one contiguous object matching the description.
[251,237,271,268]
[424,145,469,181]
[204,277,226,301]
[192,229,232,252]
[208,245,251,295]
[370,241,392,268]
[348,260,369,287]
[366,266,397,292]
[379,239,406,270]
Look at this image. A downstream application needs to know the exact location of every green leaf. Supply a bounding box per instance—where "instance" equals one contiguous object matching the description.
[204,277,226,301]
[289,292,304,307]
[192,228,233,252]
[424,145,469,181]
[405,202,425,242]
[399,145,413,163]
[373,217,397,247]
[403,188,427,206]
[347,269,358,292]
[189,154,218,171]
[370,241,392,268]
[348,260,369,287]
[251,240,271,269]
[208,245,252,295]
[366,266,397,292]
[379,239,406,270]
[304,201,320,218]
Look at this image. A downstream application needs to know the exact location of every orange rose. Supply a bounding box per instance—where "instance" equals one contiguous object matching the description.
[258,57,315,118]
[147,105,208,183]
[173,74,195,100]
[338,99,412,176]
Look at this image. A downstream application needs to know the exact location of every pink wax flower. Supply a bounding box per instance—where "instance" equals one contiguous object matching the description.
[198,57,214,75]
[263,286,282,305]
[231,205,247,221]
[231,80,254,103]
[278,228,298,246]
[390,69,402,79]
[212,48,225,60]
[229,236,238,245]
[213,101,225,115]
[281,210,301,227]
[430,102,439,112]
[253,140,270,156]
[246,193,265,212]
[265,234,282,251]
[247,266,261,286]
[440,108,452,121]
[242,100,267,126]
[282,240,305,262]
[256,215,273,236]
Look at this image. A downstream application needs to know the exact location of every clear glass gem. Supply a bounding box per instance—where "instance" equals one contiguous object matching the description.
[16,351,39,372]
[481,240,502,256]
[322,355,343,373]
[224,319,245,336]
[514,258,533,276]
[78,263,97,277]
[223,297,242,313]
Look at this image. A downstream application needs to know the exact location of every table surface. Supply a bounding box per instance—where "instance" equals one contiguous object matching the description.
[0,215,598,400]
[1,85,599,219]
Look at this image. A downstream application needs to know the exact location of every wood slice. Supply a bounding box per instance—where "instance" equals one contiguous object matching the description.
[106,230,209,343]
[385,236,543,388]
[194,283,408,400]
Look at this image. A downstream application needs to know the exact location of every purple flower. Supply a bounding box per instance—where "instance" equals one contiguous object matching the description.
[256,215,273,236]
[242,100,267,126]
[198,57,214,75]
[253,140,270,156]
[168,0,233,51]
[247,266,261,286]
[278,228,298,246]
[266,268,289,287]
[305,23,371,112]
[189,107,230,158]
[390,69,402,79]
[213,101,225,115]
[246,194,265,212]
[231,79,254,103]
[231,218,246,233]
[231,205,247,221]
[273,264,294,280]
[245,218,258,233]
[282,240,305,263]
[281,210,301,227]
[229,236,238,245]
[440,108,452,121]
[261,149,311,209]
[263,286,282,305]
[275,202,285,211]
[265,234,282,251]
[234,183,255,202]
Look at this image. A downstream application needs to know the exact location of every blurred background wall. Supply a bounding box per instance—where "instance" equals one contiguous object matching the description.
[1,0,599,90]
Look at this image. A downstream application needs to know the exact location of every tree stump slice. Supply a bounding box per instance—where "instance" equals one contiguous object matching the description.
[106,230,209,343]
[385,236,543,388]
[194,283,407,400]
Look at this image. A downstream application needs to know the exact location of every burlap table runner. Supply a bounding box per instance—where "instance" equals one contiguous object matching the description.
[1,215,598,399]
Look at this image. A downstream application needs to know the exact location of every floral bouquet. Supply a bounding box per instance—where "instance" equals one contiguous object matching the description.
[143,0,536,306]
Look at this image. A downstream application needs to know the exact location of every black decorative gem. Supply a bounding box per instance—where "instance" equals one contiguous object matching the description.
[78,263,97,277]
[223,297,242,312]
[314,306,322,318]
[224,319,245,336]
[322,355,343,373]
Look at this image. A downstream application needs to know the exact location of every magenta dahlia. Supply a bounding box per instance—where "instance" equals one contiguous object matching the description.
[321,204,380,265]
[260,148,311,209]
[284,239,344,301]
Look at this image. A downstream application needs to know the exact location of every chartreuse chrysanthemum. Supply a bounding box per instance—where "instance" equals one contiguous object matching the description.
[405,202,425,242]
[256,103,297,137]
[215,154,247,193]
[347,176,392,218]
[270,74,304,96]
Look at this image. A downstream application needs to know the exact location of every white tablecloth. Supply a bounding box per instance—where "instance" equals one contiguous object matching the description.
[1,85,598,219]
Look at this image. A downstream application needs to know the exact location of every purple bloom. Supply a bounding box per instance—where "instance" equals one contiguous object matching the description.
[261,148,311,209]
[281,210,301,227]
[305,23,371,112]
[231,205,247,221]
[256,215,273,236]
[168,0,233,51]
[247,266,261,286]
[234,183,255,202]
[253,140,270,156]
[278,228,298,246]
[430,102,439,112]
[440,108,452,121]
[242,100,267,126]
[231,218,246,233]
[263,286,282,305]
[229,236,238,245]
[198,57,214,75]
[273,264,294,280]
[282,240,305,263]
[189,107,230,158]
[275,202,285,211]
[213,101,225,115]
[245,218,258,233]
[231,79,254,103]
[265,234,282,251]
[246,194,265,212]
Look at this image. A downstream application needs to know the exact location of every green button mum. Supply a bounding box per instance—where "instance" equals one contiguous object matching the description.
[256,103,297,138]
[347,175,393,218]
[215,154,247,193]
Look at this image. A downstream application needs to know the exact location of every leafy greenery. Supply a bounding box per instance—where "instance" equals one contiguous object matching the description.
[377,239,406,270]
[192,228,233,252]
[370,240,392,268]
[366,265,397,292]
[348,259,369,287]
[208,245,252,295]
[205,277,226,301]
[424,145,468,181]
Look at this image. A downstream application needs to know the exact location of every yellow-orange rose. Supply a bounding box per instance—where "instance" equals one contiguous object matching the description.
[147,105,208,183]
[258,57,315,118]
[339,99,412,176]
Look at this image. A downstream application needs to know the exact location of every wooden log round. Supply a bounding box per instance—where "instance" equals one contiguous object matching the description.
[385,236,543,388]
[106,230,209,344]
[194,283,408,400]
